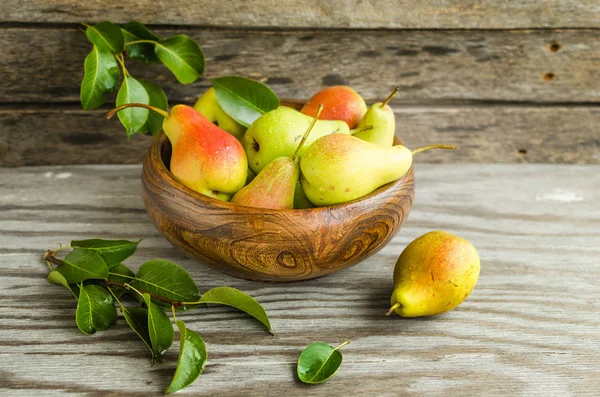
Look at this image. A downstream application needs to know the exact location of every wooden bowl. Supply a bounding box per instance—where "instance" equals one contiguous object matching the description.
[142,131,414,282]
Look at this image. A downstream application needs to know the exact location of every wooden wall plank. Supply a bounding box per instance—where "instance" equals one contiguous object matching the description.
[1,28,599,104]
[2,0,600,29]
[1,105,598,166]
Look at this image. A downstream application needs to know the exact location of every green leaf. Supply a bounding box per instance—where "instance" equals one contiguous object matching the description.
[121,305,154,359]
[75,285,117,335]
[131,260,200,309]
[165,320,207,394]
[56,248,109,283]
[212,76,280,128]
[47,270,77,299]
[297,342,348,384]
[71,238,141,268]
[154,35,205,84]
[142,293,174,362]
[122,21,160,63]
[139,80,168,136]
[80,46,120,110]
[85,21,125,54]
[107,263,136,297]
[198,287,273,334]
[116,75,150,137]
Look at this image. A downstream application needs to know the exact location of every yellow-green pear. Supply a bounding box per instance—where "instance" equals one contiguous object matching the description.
[300,137,455,206]
[194,87,246,140]
[353,87,399,146]
[387,230,480,317]
[243,106,350,174]
[232,105,324,209]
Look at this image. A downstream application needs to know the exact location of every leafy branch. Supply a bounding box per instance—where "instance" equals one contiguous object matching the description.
[80,21,205,138]
[44,238,273,394]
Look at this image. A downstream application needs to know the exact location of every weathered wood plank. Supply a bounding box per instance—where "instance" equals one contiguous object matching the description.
[2,0,600,29]
[0,164,599,395]
[1,105,599,166]
[1,27,599,103]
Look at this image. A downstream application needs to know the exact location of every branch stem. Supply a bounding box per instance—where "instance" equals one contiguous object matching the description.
[106,103,170,120]
[333,341,350,351]
[105,280,185,308]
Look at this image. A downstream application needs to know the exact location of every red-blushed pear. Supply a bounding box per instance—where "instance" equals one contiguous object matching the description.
[231,105,324,209]
[300,135,455,206]
[301,86,367,129]
[386,230,480,317]
[107,103,247,201]
[354,87,399,147]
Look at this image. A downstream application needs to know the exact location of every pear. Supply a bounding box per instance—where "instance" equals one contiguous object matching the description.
[301,85,367,129]
[232,105,324,209]
[293,181,315,209]
[107,103,247,201]
[242,106,350,174]
[354,87,399,147]
[300,133,455,206]
[194,87,246,140]
[386,230,480,317]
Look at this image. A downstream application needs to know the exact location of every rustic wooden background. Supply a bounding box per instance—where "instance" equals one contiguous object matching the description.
[1,1,599,166]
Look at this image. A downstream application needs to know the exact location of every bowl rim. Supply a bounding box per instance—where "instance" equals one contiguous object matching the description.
[149,131,412,215]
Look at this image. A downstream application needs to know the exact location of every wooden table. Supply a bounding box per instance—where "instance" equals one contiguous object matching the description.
[1,164,599,396]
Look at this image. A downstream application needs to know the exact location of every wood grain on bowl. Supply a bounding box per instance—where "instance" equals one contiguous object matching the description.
[142,134,414,282]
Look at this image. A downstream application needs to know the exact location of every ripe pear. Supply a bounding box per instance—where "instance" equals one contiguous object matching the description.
[387,231,480,317]
[301,85,367,129]
[232,105,324,209]
[300,135,455,206]
[242,106,350,174]
[107,103,247,201]
[354,87,399,147]
[194,87,246,140]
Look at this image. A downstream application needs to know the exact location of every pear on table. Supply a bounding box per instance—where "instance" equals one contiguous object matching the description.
[387,230,480,317]
[232,105,324,209]
[107,103,247,201]
[300,134,455,206]
[242,106,351,174]
[301,85,367,129]
[354,87,399,147]
[194,87,246,140]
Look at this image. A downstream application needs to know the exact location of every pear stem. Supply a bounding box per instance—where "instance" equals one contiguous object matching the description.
[106,103,170,120]
[386,302,401,316]
[333,341,350,351]
[411,144,456,155]
[291,104,324,161]
[380,87,400,108]
[350,125,373,134]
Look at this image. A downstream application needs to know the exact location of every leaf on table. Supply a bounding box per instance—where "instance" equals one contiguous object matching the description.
[131,259,200,310]
[116,75,150,137]
[165,320,207,394]
[139,80,168,136]
[75,284,117,335]
[212,76,280,127]
[107,263,136,297]
[80,45,120,110]
[297,341,348,384]
[154,35,205,84]
[121,305,154,359]
[55,248,108,283]
[71,238,141,268]
[142,293,174,362]
[198,286,273,334]
[85,21,125,54]
[122,21,160,64]
[47,270,78,299]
